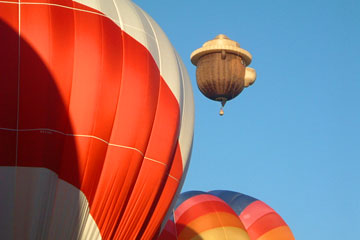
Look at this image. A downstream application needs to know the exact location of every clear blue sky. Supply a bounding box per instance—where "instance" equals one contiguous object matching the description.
[133,1,360,239]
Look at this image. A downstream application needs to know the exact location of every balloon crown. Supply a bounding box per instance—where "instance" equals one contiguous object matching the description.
[190,34,252,66]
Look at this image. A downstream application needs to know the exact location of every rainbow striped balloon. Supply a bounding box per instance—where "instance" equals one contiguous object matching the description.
[158,191,295,240]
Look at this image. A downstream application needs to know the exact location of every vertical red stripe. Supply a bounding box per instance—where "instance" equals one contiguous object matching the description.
[89,31,162,239]
[18,4,75,175]
[141,143,183,239]
[0,3,18,165]
[113,77,180,239]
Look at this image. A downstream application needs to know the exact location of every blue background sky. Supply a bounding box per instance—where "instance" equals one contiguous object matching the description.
[133,1,360,239]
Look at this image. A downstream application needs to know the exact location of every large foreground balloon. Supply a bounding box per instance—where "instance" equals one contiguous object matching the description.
[0,0,194,239]
[158,191,294,240]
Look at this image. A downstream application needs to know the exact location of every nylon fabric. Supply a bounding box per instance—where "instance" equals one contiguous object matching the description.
[0,0,194,239]
[158,191,294,240]
[177,212,246,240]
[240,200,277,229]
[192,227,249,240]
[210,191,295,240]
[257,226,294,240]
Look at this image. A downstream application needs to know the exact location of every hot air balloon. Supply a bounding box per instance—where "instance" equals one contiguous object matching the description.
[210,190,295,240]
[0,0,194,239]
[190,35,257,115]
[158,191,250,240]
[158,191,294,240]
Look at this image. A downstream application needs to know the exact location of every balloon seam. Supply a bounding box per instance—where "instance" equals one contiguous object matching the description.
[19,2,106,17]
[0,127,145,156]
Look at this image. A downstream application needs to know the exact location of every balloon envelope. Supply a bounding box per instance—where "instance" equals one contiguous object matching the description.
[159,191,294,240]
[0,0,194,239]
[210,190,295,240]
[158,191,250,240]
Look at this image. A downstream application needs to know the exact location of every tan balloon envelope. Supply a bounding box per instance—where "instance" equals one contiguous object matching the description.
[191,34,256,115]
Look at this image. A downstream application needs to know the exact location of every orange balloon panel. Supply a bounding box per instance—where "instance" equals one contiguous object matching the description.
[0,0,194,239]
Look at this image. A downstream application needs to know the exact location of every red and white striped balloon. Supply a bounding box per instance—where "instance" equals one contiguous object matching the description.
[0,0,194,239]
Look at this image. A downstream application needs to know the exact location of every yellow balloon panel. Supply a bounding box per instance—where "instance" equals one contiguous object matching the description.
[191,227,250,240]
[193,227,249,240]
[178,212,244,240]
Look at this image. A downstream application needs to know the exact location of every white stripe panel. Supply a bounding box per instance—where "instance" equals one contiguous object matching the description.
[75,0,160,68]
[119,1,195,170]
[127,4,195,171]
[133,5,183,105]
[0,167,15,239]
[159,54,195,231]
[0,167,101,240]
[176,52,195,168]
[120,1,161,71]
[74,0,187,105]
[159,54,195,226]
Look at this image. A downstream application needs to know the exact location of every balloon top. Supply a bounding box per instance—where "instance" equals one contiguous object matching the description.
[190,34,252,66]
[215,34,229,39]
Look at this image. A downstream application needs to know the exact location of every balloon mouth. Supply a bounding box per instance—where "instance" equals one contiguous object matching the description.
[215,97,227,105]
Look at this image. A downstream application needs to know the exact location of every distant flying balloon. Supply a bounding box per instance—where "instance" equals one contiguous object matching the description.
[158,191,294,240]
[0,0,194,239]
[191,34,257,115]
